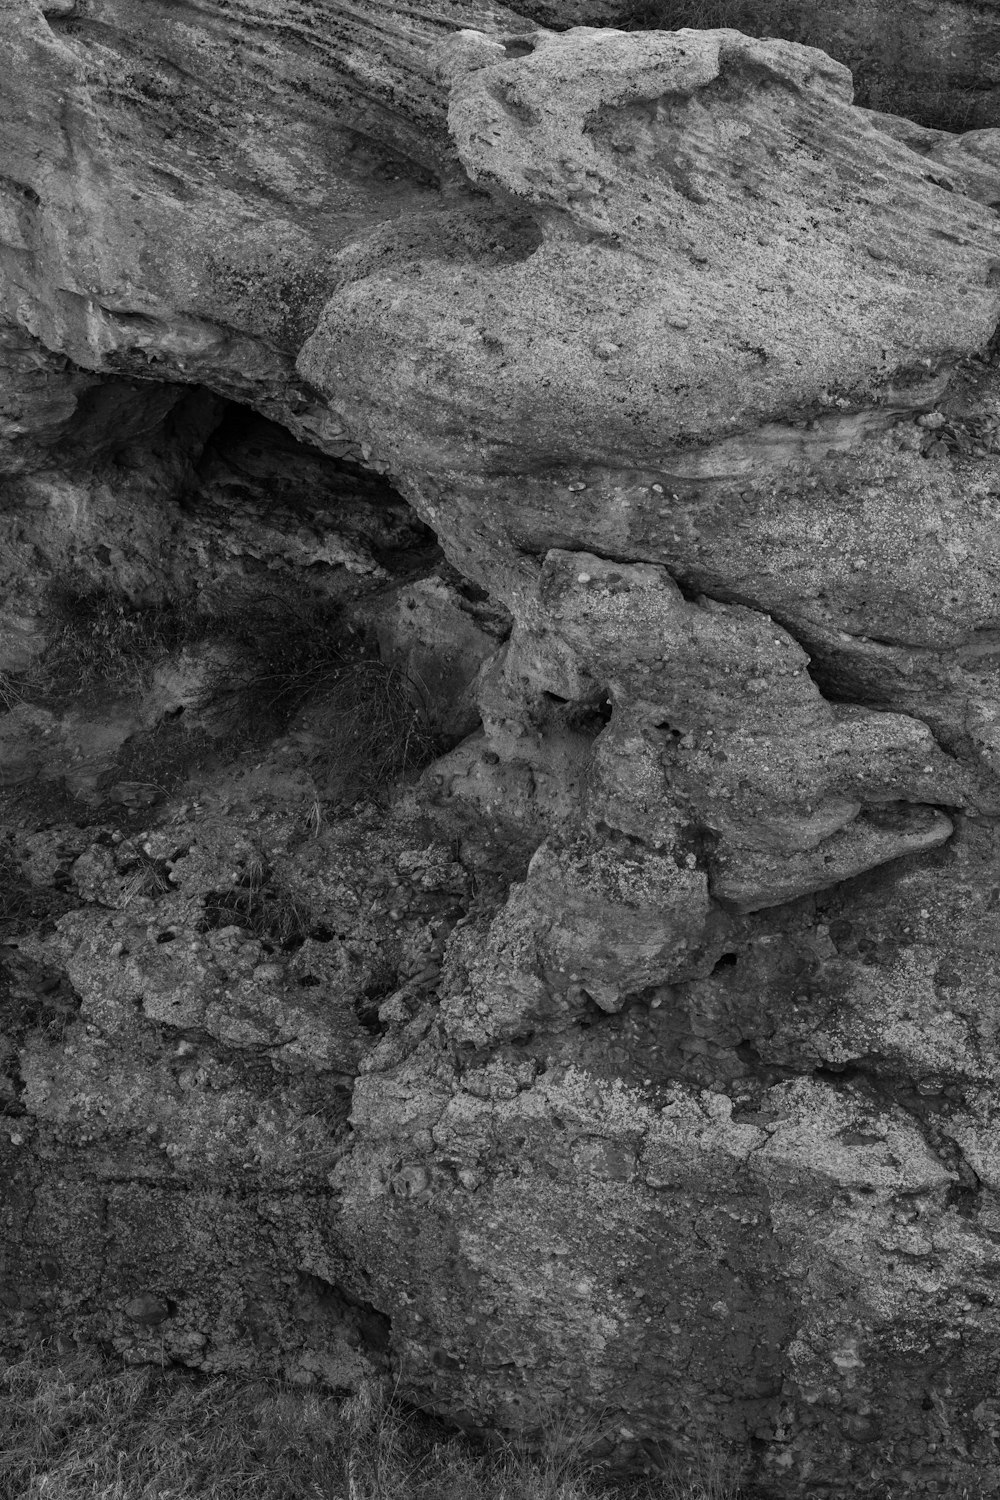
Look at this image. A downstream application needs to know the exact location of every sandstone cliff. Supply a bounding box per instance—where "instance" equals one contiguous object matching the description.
[5,2,1000,1495]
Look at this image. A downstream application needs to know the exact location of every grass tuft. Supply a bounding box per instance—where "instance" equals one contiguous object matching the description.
[31,583,197,703]
[288,659,441,804]
[0,1352,745,1500]
[214,590,442,800]
[4,582,440,809]
[198,855,313,951]
[0,1350,345,1500]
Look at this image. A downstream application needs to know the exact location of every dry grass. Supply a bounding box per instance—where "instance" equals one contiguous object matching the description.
[0,844,77,939]
[28,584,196,703]
[0,1354,744,1500]
[171,592,440,798]
[342,1386,624,1500]
[0,671,24,713]
[215,593,440,800]
[0,1351,343,1500]
[624,0,821,41]
[5,582,438,809]
[289,659,440,804]
[197,854,313,951]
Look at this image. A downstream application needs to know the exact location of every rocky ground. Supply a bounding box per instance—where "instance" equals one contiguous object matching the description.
[6,3,1000,1497]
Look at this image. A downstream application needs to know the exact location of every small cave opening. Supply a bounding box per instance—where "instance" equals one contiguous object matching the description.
[10,374,445,644]
[183,396,440,580]
[2,372,495,813]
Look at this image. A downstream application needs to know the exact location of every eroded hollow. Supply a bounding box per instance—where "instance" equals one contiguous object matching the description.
[0,375,489,817]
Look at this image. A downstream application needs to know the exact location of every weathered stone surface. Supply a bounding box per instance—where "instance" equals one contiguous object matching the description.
[514,0,1000,131]
[9,4,1000,1496]
[304,25,1000,461]
[337,1043,1000,1492]
[2,790,471,1371]
[0,0,541,450]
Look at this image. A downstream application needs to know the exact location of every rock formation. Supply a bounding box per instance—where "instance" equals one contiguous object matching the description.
[512,0,1000,133]
[6,2,1000,1495]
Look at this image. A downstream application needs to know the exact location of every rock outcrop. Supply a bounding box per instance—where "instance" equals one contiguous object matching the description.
[6,3,1000,1496]
[514,0,1000,131]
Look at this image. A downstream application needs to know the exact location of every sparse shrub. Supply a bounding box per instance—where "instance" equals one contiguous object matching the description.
[343,1379,743,1500]
[213,591,441,799]
[9,581,439,806]
[198,855,313,950]
[187,592,440,794]
[16,578,336,712]
[29,580,199,703]
[651,1445,743,1500]
[294,658,441,803]
[214,590,347,723]
[621,0,839,55]
[858,72,982,133]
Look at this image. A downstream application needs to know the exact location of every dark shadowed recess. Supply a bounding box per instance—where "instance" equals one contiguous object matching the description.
[0,369,451,826]
[30,372,443,635]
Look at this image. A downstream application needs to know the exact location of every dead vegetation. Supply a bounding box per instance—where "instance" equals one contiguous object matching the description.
[0,671,23,713]
[0,842,77,939]
[198,855,314,951]
[26,581,197,703]
[2,580,441,811]
[0,1353,744,1500]
[0,1350,342,1500]
[287,659,441,804]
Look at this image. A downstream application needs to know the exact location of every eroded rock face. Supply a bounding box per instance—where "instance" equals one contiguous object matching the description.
[515,0,1000,131]
[7,4,1000,1495]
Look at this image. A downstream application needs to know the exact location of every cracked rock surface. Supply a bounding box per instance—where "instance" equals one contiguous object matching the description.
[6,2,1000,1495]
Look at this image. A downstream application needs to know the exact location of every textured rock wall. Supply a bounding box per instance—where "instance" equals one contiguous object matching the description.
[7,3,1000,1497]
